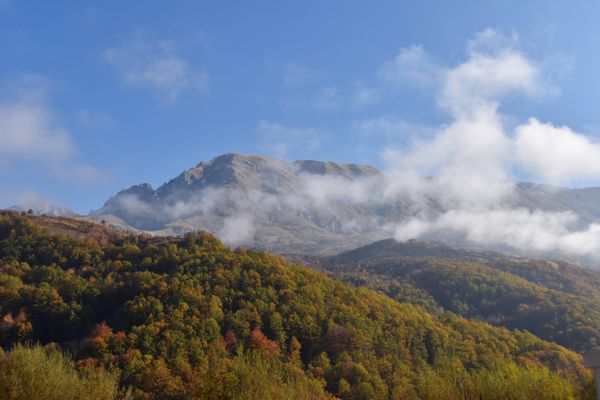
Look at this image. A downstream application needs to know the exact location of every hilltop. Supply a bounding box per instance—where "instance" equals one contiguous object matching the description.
[0,212,594,399]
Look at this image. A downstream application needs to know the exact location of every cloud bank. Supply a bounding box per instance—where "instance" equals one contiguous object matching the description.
[379,28,600,259]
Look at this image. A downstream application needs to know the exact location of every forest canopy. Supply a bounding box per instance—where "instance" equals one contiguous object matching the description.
[0,212,595,399]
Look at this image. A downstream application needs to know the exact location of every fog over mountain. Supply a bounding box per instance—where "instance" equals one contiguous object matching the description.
[9,201,77,217]
[90,152,600,261]
[88,30,600,262]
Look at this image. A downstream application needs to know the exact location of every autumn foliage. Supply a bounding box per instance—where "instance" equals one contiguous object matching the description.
[0,212,595,399]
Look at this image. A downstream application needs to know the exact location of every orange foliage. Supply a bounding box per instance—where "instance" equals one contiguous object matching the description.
[249,328,280,358]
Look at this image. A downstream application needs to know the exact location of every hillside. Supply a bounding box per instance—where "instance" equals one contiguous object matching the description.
[304,240,600,353]
[0,212,594,399]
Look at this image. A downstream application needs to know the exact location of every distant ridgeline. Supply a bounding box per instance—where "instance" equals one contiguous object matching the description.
[294,239,600,356]
[0,212,596,399]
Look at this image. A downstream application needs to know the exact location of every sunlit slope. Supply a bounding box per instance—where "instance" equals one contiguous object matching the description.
[0,212,594,399]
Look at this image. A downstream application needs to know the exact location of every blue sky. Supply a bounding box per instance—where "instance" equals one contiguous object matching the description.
[1,1,600,213]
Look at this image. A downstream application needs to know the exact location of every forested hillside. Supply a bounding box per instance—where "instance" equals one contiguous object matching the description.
[0,213,595,399]
[304,240,600,354]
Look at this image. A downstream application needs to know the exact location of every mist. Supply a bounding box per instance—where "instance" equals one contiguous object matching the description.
[94,29,600,261]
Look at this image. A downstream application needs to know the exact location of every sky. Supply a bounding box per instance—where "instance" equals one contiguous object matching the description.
[2,1,600,213]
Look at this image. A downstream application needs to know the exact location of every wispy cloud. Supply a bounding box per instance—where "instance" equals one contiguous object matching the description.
[258,120,329,159]
[354,117,433,140]
[0,75,103,183]
[313,87,341,111]
[266,59,314,87]
[379,44,442,87]
[281,62,313,87]
[351,81,379,108]
[104,30,208,103]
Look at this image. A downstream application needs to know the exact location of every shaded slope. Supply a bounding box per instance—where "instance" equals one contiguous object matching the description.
[309,239,600,353]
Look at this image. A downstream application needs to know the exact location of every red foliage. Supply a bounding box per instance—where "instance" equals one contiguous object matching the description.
[88,322,113,350]
[114,330,127,343]
[90,322,113,339]
[249,328,280,358]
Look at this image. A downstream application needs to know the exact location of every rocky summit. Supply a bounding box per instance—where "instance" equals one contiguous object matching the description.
[90,153,600,257]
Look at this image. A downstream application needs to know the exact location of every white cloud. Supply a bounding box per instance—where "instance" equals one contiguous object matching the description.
[515,118,600,184]
[0,102,74,161]
[218,213,256,247]
[378,29,567,204]
[439,50,544,116]
[394,208,600,257]
[386,105,513,208]
[300,173,379,206]
[466,28,519,55]
[104,30,208,103]
[0,77,102,182]
[10,190,72,214]
[258,120,329,159]
[370,28,600,259]
[379,44,442,87]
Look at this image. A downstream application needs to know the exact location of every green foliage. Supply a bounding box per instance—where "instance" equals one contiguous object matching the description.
[320,248,600,353]
[0,212,594,399]
[0,344,125,400]
[414,358,586,400]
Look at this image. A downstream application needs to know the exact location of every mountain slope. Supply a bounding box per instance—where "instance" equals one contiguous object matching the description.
[91,153,398,254]
[305,239,600,353]
[0,212,593,399]
[91,153,600,259]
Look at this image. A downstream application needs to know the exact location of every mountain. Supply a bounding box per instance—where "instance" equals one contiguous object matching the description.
[91,153,600,259]
[299,239,600,353]
[91,153,396,254]
[9,202,77,217]
[0,212,594,399]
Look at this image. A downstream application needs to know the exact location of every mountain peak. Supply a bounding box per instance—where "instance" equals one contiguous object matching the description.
[91,152,600,258]
[194,152,274,167]
[293,159,378,178]
[178,152,294,189]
